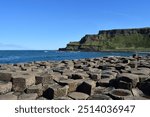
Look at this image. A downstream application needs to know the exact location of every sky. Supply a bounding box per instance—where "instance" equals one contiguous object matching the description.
[0,0,150,50]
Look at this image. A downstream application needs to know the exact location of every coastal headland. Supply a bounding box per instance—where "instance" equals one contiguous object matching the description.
[0,55,150,100]
[59,27,150,52]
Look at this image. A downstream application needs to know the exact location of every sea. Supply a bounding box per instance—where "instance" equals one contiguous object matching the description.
[0,50,148,64]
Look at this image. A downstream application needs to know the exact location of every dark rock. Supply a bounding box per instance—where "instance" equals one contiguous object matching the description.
[109,89,132,100]
[138,79,150,96]
[43,84,69,99]
[76,80,96,95]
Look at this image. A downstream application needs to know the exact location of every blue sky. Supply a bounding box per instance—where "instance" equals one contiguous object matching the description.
[0,0,150,50]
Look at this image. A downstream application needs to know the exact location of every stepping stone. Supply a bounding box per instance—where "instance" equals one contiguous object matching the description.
[59,79,80,92]
[138,79,150,96]
[26,84,43,96]
[0,71,12,82]
[0,81,12,94]
[71,72,89,79]
[43,84,69,99]
[12,73,35,92]
[0,94,17,100]
[68,92,89,100]
[18,93,38,100]
[35,74,54,85]
[109,89,132,100]
[54,96,72,100]
[88,94,112,100]
[76,80,96,95]
[117,73,139,88]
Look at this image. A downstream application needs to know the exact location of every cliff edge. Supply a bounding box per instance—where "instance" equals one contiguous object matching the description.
[59,27,150,51]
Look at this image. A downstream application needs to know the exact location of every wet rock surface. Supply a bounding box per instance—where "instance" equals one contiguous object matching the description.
[0,56,150,100]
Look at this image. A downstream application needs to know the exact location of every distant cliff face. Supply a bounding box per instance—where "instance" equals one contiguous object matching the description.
[59,27,150,51]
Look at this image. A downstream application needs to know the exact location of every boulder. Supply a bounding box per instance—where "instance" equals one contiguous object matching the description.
[138,79,150,96]
[26,84,43,96]
[76,80,96,95]
[59,79,81,92]
[68,92,89,100]
[18,93,38,100]
[109,89,132,100]
[71,72,89,79]
[0,81,12,94]
[116,73,139,88]
[35,74,54,85]
[43,84,69,99]
[88,94,112,100]
[12,73,35,92]
[0,71,12,82]
[0,94,17,100]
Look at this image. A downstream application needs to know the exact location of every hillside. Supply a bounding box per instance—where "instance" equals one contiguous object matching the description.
[59,27,150,51]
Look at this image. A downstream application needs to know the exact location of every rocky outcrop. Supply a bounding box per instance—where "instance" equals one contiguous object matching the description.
[59,27,150,51]
[0,55,150,100]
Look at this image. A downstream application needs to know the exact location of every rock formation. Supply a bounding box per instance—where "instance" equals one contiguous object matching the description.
[0,55,150,100]
[59,27,150,51]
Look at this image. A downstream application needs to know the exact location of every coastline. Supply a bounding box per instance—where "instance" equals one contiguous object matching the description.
[0,55,150,100]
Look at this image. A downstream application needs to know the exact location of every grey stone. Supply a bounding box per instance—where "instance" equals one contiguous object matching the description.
[76,80,96,95]
[18,93,38,100]
[12,73,35,92]
[88,94,112,100]
[0,94,17,100]
[68,92,89,100]
[117,73,139,88]
[109,89,132,100]
[0,71,12,82]
[26,84,43,96]
[43,84,69,99]
[0,81,12,94]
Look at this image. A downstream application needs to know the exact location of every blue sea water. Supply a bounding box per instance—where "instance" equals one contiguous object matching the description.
[0,50,148,64]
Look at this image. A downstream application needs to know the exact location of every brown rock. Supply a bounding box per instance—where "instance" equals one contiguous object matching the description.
[0,81,12,94]
[0,94,17,100]
[43,84,69,99]
[12,73,35,92]
[26,84,43,96]
[18,93,38,100]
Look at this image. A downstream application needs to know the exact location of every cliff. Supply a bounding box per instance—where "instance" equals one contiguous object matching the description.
[59,27,150,51]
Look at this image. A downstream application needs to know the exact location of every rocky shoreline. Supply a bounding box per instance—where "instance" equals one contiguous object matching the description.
[0,55,150,100]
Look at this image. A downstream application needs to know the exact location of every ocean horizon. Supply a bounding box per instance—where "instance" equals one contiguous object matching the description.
[0,50,148,64]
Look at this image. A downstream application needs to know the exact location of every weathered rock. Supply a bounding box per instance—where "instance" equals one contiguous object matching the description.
[68,92,89,100]
[131,88,144,97]
[97,78,112,87]
[109,89,132,100]
[35,74,54,85]
[37,97,48,100]
[76,80,96,95]
[131,68,150,75]
[116,73,139,88]
[93,86,114,95]
[54,96,72,100]
[43,84,69,99]
[12,73,35,92]
[0,94,17,100]
[0,71,12,82]
[26,84,43,96]
[0,81,12,94]
[59,79,80,92]
[71,72,89,79]
[89,72,101,81]
[88,94,112,100]
[138,79,150,96]
[18,93,38,100]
